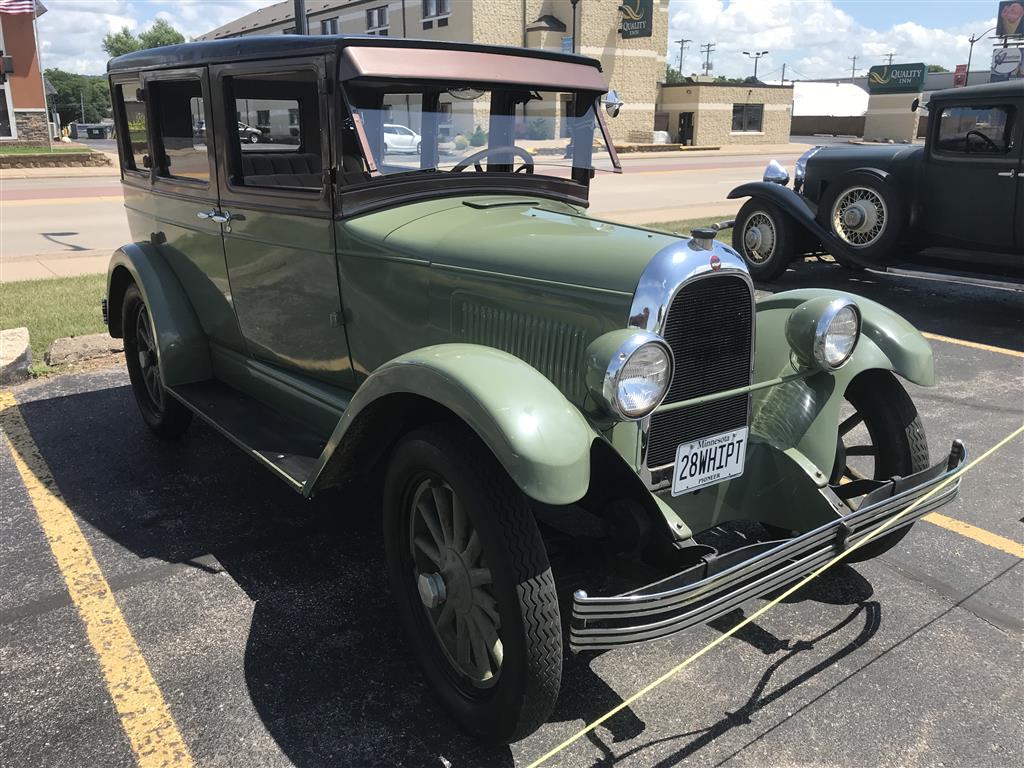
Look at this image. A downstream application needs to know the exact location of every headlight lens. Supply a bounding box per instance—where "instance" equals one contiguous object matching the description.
[819,304,859,368]
[793,145,821,192]
[616,342,672,418]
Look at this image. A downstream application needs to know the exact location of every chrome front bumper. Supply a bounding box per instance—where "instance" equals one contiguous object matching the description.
[570,440,966,651]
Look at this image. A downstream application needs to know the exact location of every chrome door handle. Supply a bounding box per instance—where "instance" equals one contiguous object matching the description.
[996,170,1017,178]
[209,212,231,224]
[196,209,218,219]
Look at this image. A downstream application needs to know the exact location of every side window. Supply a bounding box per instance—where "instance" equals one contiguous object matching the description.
[223,71,324,192]
[113,80,149,173]
[149,78,209,183]
[935,104,1015,155]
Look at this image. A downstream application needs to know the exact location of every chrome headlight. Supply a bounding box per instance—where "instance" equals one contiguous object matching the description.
[762,159,790,186]
[785,297,861,371]
[793,145,821,193]
[585,330,673,420]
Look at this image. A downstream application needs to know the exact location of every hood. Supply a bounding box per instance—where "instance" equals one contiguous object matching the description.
[810,143,923,166]
[350,195,681,297]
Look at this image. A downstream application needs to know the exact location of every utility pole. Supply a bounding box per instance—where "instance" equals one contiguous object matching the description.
[742,50,769,80]
[780,63,786,85]
[675,38,691,74]
[80,90,85,124]
[848,55,858,80]
[884,52,896,66]
[700,42,716,76]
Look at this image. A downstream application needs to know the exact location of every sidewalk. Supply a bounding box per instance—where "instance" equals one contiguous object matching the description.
[1,250,109,283]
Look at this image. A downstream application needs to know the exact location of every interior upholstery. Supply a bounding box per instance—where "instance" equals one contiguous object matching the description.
[241,152,322,188]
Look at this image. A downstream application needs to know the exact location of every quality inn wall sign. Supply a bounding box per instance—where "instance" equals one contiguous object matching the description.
[618,0,653,38]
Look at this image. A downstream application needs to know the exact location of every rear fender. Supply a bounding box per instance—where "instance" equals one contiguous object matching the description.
[728,181,872,269]
[751,288,933,474]
[106,243,211,386]
[306,344,595,505]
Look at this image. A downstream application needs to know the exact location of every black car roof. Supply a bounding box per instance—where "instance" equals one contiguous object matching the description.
[927,80,1024,101]
[107,34,603,74]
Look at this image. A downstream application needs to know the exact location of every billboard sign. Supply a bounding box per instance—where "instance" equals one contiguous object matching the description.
[991,46,1024,81]
[867,62,927,93]
[996,1,1024,37]
[618,0,654,39]
[953,63,968,87]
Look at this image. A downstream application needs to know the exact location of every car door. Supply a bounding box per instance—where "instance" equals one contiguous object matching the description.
[921,99,1019,254]
[210,57,355,389]
[141,67,245,353]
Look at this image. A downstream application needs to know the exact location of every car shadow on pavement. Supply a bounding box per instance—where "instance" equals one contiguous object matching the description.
[15,382,881,767]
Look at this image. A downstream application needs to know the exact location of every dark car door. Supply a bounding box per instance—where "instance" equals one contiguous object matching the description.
[209,57,354,389]
[141,67,245,352]
[921,98,1020,256]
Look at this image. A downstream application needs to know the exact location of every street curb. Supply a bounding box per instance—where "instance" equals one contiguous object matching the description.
[0,327,32,384]
[46,333,123,367]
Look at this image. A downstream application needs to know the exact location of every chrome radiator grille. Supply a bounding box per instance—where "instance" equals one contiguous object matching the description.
[645,275,754,470]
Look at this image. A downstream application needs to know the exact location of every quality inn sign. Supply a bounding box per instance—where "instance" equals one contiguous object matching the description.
[867,63,927,93]
[618,0,654,39]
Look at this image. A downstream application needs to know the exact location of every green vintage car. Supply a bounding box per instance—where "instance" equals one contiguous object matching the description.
[104,36,964,743]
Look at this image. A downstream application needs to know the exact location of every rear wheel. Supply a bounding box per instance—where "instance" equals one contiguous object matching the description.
[833,370,929,561]
[382,424,562,743]
[122,284,192,439]
[733,198,798,281]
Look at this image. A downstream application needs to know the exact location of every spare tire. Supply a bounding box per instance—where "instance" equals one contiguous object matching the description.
[820,170,906,268]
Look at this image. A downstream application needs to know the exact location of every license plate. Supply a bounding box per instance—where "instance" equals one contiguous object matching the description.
[671,427,748,496]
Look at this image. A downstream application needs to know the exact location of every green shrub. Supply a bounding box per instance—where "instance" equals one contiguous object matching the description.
[470,125,488,147]
[526,118,552,140]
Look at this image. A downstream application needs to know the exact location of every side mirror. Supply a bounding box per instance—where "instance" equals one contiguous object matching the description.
[603,89,623,118]
[910,97,920,112]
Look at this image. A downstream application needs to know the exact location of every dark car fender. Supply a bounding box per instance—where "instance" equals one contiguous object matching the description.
[728,181,876,270]
[106,243,212,387]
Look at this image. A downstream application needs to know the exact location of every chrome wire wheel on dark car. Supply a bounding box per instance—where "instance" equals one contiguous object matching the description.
[733,198,797,281]
[122,283,192,439]
[742,212,777,263]
[831,186,888,247]
[832,370,930,561]
[383,424,561,743]
[408,477,502,688]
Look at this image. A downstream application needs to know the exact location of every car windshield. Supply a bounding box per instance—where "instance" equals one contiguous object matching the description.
[343,81,616,179]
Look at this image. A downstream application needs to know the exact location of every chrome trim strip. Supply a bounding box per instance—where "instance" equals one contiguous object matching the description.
[570,443,965,650]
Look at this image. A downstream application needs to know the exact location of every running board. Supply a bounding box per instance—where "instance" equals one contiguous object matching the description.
[170,380,329,492]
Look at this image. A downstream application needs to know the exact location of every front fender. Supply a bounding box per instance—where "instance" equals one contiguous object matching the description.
[306,344,595,505]
[751,289,933,474]
[728,181,872,269]
[107,243,211,387]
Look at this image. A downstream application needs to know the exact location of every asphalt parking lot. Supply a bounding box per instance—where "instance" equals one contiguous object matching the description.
[1,262,1022,768]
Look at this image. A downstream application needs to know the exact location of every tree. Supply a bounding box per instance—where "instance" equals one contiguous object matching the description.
[102,18,185,58]
[927,64,950,73]
[664,65,687,85]
[45,68,111,125]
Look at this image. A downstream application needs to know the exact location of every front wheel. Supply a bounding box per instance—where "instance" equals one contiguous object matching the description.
[248,133,260,144]
[821,171,905,268]
[833,370,929,561]
[383,424,562,743]
[122,284,192,439]
[732,198,799,281]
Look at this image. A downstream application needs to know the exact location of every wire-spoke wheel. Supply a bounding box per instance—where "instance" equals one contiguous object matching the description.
[832,370,930,562]
[383,424,561,743]
[122,284,192,438]
[732,198,798,281]
[743,212,777,263]
[831,186,888,247]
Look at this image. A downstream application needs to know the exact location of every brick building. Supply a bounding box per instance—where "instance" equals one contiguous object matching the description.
[0,0,49,146]
[196,0,670,143]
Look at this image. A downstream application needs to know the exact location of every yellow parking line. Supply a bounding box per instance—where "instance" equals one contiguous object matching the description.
[0,195,123,207]
[0,392,193,768]
[922,332,1024,359]
[923,512,1024,558]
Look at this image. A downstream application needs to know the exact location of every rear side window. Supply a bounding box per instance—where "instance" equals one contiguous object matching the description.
[113,81,149,172]
[222,71,324,192]
[935,104,1015,154]
[150,78,210,183]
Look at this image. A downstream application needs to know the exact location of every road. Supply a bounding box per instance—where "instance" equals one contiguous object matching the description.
[0,150,803,269]
[1,264,1021,768]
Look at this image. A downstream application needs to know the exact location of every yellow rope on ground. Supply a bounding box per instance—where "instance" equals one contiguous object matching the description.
[527,424,1024,768]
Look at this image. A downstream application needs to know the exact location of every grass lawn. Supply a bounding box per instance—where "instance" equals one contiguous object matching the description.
[0,274,108,375]
[0,145,92,155]
[642,216,734,244]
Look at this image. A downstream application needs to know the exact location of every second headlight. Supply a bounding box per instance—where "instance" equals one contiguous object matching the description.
[586,330,674,420]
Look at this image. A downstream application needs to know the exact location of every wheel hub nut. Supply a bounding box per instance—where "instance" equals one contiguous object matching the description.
[417,572,447,609]
[843,205,866,230]
[744,227,761,249]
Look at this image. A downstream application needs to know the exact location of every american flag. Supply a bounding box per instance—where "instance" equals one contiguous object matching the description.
[0,0,36,13]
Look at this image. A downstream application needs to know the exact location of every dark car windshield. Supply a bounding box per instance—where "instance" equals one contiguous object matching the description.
[343,81,615,179]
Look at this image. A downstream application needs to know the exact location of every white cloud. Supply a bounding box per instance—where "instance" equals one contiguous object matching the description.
[667,0,998,81]
[37,0,265,74]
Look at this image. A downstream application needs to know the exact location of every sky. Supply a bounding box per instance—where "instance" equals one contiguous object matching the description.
[36,0,1004,79]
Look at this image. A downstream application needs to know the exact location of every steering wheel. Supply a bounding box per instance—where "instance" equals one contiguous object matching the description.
[965,129,998,153]
[450,145,535,174]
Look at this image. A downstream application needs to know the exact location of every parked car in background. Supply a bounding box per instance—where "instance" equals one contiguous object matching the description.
[237,121,262,143]
[103,35,964,743]
[729,80,1023,280]
[383,122,422,154]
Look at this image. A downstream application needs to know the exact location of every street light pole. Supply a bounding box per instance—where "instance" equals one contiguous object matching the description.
[742,50,769,80]
[966,26,996,86]
[570,0,580,54]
